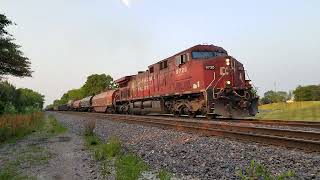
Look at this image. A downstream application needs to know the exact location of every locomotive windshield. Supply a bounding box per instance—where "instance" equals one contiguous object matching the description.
[192,51,227,59]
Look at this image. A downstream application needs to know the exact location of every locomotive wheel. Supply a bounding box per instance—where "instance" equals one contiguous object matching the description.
[206,114,216,120]
[188,111,197,118]
[173,111,180,117]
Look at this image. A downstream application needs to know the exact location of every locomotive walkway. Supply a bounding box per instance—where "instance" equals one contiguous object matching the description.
[61,111,320,152]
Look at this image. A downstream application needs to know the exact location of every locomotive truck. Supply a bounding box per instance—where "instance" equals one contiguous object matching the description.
[55,44,259,119]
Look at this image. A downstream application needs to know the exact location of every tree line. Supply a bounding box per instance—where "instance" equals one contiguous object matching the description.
[49,74,117,108]
[0,81,44,114]
[260,84,320,104]
[1,14,44,115]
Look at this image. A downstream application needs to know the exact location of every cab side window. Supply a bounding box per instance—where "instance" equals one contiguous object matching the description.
[159,60,168,70]
[175,54,188,66]
[149,66,154,73]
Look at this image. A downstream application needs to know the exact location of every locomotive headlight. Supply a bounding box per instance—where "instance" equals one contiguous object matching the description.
[226,80,231,85]
[249,81,252,85]
[226,58,230,66]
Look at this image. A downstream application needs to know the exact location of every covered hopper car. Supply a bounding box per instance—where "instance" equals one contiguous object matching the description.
[91,90,117,113]
[72,100,81,111]
[79,96,93,112]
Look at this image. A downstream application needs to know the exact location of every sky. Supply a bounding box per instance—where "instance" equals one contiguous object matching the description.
[1,0,320,105]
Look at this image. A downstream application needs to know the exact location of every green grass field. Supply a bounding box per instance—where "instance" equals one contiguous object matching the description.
[257,101,320,121]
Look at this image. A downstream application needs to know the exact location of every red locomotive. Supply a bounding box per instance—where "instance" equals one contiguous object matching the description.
[91,44,258,118]
[57,44,258,118]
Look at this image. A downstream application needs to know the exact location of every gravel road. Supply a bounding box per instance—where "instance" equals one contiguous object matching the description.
[50,112,320,180]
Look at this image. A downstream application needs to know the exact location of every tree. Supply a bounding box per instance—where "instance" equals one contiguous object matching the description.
[17,88,45,112]
[0,81,44,114]
[0,81,19,114]
[52,74,116,106]
[82,74,115,96]
[294,85,320,101]
[260,90,288,104]
[59,88,85,104]
[0,14,32,78]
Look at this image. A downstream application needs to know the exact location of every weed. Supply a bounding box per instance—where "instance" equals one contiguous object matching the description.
[0,112,44,143]
[115,154,149,180]
[238,160,295,180]
[94,137,121,160]
[12,145,52,167]
[0,165,28,180]
[84,134,149,180]
[46,115,67,136]
[157,169,172,180]
[84,134,101,147]
[84,119,96,136]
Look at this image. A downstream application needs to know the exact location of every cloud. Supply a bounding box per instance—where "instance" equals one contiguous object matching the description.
[121,0,130,7]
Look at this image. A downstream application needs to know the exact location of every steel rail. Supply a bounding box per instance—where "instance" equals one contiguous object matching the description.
[57,111,320,152]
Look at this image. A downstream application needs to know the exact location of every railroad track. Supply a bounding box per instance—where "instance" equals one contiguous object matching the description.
[147,114,320,129]
[58,111,320,152]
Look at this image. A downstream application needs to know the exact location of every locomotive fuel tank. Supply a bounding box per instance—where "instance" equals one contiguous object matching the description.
[129,100,164,115]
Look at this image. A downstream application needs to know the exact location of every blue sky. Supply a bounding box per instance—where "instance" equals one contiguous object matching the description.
[2,0,320,105]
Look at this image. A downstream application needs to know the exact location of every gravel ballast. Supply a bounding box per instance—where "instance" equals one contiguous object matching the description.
[49,112,320,179]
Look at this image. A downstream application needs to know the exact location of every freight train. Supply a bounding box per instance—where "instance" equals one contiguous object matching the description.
[53,44,259,118]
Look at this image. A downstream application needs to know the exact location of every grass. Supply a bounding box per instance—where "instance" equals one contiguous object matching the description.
[115,154,149,180]
[0,145,51,180]
[85,134,101,147]
[13,145,52,167]
[0,114,64,179]
[84,119,96,136]
[45,115,68,136]
[157,169,172,180]
[94,137,121,160]
[84,131,149,180]
[238,160,295,180]
[0,165,33,180]
[257,101,320,121]
[0,112,44,143]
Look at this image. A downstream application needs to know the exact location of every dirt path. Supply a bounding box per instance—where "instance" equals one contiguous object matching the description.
[36,133,99,180]
[0,117,101,180]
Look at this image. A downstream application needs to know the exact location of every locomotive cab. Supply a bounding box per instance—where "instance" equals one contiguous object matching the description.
[183,47,259,118]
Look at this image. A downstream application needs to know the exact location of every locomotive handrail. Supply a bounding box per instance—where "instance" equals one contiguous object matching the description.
[206,73,225,91]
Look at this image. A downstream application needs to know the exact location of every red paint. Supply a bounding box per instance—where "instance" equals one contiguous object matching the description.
[114,44,250,101]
